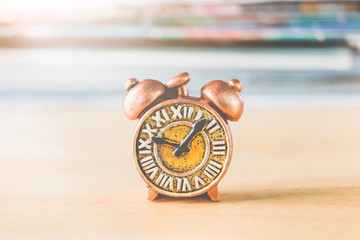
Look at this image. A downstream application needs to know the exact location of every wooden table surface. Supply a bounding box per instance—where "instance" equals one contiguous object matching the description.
[0,106,359,240]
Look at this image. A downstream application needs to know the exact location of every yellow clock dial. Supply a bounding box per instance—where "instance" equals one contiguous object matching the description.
[133,98,232,197]
[156,123,207,174]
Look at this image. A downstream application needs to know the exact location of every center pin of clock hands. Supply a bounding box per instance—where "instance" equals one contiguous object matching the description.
[150,137,190,153]
[174,118,207,157]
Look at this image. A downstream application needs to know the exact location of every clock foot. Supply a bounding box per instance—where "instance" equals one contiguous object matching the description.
[147,186,159,200]
[207,185,219,202]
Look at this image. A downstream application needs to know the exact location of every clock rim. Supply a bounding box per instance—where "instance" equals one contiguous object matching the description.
[132,97,233,198]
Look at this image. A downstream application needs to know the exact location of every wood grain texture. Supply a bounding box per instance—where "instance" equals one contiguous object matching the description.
[0,106,359,240]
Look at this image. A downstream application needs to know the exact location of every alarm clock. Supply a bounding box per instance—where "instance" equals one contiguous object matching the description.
[123,72,244,201]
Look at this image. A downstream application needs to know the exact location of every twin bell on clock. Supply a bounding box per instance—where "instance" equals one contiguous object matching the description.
[122,72,244,201]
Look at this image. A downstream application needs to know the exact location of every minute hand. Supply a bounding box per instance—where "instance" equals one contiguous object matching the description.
[151,137,190,152]
[174,118,207,157]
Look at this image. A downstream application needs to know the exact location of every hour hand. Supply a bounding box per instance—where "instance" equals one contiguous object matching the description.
[151,137,190,152]
[174,118,207,157]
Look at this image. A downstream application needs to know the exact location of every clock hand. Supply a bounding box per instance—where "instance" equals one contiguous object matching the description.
[151,137,180,148]
[151,137,190,152]
[174,118,207,157]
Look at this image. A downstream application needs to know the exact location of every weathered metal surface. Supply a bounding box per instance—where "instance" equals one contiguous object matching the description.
[201,79,244,121]
[123,72,243,201]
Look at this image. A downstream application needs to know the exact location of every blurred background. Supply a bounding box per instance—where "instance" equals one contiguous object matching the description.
[0,0,360,106]
[1,1,360,239]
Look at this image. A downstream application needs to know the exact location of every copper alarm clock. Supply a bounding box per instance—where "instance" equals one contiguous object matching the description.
[123,72,244,201]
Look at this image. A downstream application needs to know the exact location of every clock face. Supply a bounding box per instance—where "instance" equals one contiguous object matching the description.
[133,98,232,197]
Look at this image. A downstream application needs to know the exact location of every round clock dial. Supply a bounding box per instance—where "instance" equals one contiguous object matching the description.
[133,98,232,197]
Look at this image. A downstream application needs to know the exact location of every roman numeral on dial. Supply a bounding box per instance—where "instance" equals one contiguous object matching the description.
[206,119,220,133]
[151,110,167,127]
[155,173,174,190]
[204,160,222,179]
[138,138,152,154]
[194,176,206,189]
[170,105,203,120]
[142,123,157,137]
[151,105,201,126]
[176,177,192,192]
[171,105,182,119]
[212,140,226,155]
[140,156,158,179]
[186,107,193,119]
[194,109,202,120]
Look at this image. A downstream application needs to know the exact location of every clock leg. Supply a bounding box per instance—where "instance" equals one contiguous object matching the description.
[147,186,158,200]
[207,185,219,202]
